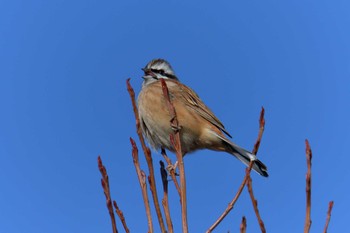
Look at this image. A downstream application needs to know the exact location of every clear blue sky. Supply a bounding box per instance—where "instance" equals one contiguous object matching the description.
[1,0,349,232]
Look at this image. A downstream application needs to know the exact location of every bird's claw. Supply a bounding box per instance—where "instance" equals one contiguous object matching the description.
[166,161,179,176]
[170,123,181,132]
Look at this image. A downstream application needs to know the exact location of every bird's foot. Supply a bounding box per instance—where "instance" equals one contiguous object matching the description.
[166,161,179,176]
[170,118,182,132]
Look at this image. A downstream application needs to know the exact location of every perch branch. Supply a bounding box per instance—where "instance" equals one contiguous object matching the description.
[126,79,167,233]
[161,148,181,196]
[160,161,174,233]
[160,78,188,233]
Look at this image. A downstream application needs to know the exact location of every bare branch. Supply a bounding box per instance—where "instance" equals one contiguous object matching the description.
[160,161,174,233]
[130,138,153,232]
[98,156,118,233]
[245,107,266,233]
[240,216,247,233]
[207,161,254,233]
[207,107,266,232]
[246,177,266,233]
[304,139,312,233]
[322,201,334,233]
[161,148,181,196]
[160,78,188,233]
[126,79,166,233]
[113,201,130,233]
[252,107,265,155]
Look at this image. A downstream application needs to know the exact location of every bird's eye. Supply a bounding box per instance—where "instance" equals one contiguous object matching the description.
[151,68,165,75]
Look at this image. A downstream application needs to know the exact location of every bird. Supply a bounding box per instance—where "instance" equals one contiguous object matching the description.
[137,58,268,177]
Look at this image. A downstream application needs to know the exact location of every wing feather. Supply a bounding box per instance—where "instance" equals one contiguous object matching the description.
[178,82,232,138]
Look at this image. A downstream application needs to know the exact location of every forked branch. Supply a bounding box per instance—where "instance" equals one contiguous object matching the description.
[207,107,266,233]
[245,107,266,233]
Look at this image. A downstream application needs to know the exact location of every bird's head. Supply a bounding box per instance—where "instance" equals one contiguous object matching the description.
[142,59,179,86]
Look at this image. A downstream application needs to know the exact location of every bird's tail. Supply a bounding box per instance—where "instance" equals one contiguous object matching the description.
[215,133,268,177]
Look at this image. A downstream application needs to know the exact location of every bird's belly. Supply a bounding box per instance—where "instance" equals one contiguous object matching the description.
[138,86,173,150]
[140,109,201,153]
[138,83,205,154]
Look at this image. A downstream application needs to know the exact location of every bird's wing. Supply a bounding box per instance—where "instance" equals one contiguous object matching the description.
[176,81,232,138]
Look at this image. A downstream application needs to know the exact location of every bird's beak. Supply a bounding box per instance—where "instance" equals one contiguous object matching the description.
[141,68,155,79]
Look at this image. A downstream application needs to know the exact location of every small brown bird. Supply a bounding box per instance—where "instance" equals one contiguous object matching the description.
[137,59,268,177]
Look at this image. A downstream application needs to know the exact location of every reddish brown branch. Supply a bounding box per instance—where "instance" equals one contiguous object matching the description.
[252,107,265,155]
[161,148,181,196]
[240,216,247,233]
[160,78,188,233]
[246,177,266,233]
[113,201,130,233]
[127,79,167,233]
[322,201,334,233]
[144,147,166,233]
[304,139,312,233]
[160,161,174,233]
[207,160,254,233]
[98,156,118,233]
[207,107,266,233]
[130,138,153,232]
[245,107,266,233]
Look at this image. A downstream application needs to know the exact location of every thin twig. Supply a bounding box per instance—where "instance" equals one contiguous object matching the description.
[113,201,130,233]
[322,201,334,233]
[207,107,266,233]
[161,148,181,196]
[160,161,174,233]
[126,79,167,233]
[245,107,266,233]
[130,138,153,233]
[246,177,266,233]
[144,147,167,233]
[240,216,247,233]
[304,139,312,233]
[98,156,118,233]
[207,162,254,233]
[252,107,265,155]
[160,78,188,233]
[146,153,167,233]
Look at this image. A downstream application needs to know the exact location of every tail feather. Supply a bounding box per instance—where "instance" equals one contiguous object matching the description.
[214,132,268,177]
